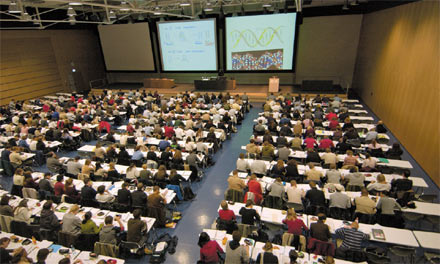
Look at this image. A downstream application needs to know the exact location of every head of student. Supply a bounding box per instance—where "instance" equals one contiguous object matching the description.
[198,232,211,248]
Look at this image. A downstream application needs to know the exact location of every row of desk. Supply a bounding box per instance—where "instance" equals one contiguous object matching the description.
[215,201,440,250]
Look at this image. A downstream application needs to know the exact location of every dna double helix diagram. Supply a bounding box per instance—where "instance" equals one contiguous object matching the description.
[230,26,284,48]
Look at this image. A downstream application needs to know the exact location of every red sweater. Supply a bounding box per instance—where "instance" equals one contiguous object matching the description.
[54,182,65,196]
[304,137,317,149]
[282,218,308,235]
[200,240,223,263]
[319,138,334,149]
[218,209,235,221]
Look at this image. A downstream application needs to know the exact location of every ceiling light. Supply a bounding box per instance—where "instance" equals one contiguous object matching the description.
[67,7,77,16]
[120,1,130,11]
[22,11,31,20]
[108,10,116,19]
[350,0,359,6]
[204,3,213,12]
[69,1,82,6]
[33,17,39,25]
[180,2,191,7]
[8,1,21,14]
[262,0,271,7]
[154,6,161,15]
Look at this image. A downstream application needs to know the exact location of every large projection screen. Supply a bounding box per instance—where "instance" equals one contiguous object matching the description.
[226,13,297,71]
[98,23,155,71]
[157,19,217,71]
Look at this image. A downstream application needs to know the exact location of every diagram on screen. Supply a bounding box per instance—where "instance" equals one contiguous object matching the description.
[232,49,283,70]
[230,26,283,48]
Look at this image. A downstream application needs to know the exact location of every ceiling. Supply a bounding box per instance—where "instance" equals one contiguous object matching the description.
[0,0,420,29]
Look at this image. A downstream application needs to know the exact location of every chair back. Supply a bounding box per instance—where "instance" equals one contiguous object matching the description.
[0,215,13,232]
[237,223,255,238]
[94,242,119,258]
[224,189,244,203]
[10,220,32,238]
[1,160,14,177]
[58,231,79,247]
[307,238,335,257]
[22,187,39,199]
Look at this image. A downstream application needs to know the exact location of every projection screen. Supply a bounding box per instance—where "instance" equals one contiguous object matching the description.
[226,13,297,71]
[98,23,155,71]
[157,19,217,71]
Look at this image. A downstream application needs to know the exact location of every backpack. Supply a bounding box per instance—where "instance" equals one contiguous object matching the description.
[183,186,196,201]
[149,233,173,263]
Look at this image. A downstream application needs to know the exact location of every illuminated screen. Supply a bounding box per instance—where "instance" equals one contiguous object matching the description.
[157,19,217,71]
[226,13,297,71]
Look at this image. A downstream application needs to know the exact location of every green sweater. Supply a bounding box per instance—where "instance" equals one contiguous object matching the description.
[81,219,103,234]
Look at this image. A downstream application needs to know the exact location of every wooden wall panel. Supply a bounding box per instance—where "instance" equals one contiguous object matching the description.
[0,37,63,105]
[0,30,105,104]
[353,0,440,185]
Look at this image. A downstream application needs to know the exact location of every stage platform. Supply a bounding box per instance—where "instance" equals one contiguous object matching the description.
[91,83,348,102]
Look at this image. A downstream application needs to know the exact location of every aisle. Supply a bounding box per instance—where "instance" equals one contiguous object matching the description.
[164,105,262,264]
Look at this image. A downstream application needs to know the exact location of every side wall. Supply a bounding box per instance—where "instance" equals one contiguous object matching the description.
[0,30,105,104]
[107,14,363,86]
[353,0,440,184]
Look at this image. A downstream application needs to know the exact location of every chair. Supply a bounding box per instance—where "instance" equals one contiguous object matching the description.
[353,212,375,224]
[113,203,130,213]
[10,184,23,197]
[39,228,57,242]
[418,194,437,203]
[237,224,256,238]
[307,238,335,256]
[329,207,350,221]
[366,252,391,264]
[47,195,61,204]
[58,231,79,247]
[389,245,416,264]
[76,233,99,251]
[425,252,440,264]
[147,206,166,228]
[1,160,14,177]
[264,195,283,210]
[402,212,424,230]
[224,189,244,203]
[282,232,306,251]
[94,242,119,258]
[81,199,99,208]
[10,220,33,238]
[216,218,237,234]
[63,195,79,204]
[0,215,13,232]
[22,187,38,199]
[424,215,440,231]
[286,202,304,213]
[119,241,144,258]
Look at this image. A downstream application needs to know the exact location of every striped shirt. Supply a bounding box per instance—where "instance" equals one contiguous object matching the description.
[336,227,370,250]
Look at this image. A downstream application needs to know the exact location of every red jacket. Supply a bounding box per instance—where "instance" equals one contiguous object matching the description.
[200,240,223,263]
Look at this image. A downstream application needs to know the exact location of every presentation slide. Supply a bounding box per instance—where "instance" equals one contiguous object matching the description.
[226,13,297,71]
[98,23,155,71]
[157,19,217,71]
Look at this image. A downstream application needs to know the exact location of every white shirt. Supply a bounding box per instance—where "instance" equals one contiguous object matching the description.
[120,135,128,146]
[236,159,250,172]
[286,186,304,204]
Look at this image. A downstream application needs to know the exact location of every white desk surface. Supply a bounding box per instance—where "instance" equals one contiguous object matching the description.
[413,231,440,250]
[307,216,419,247]
[401,201,440,217]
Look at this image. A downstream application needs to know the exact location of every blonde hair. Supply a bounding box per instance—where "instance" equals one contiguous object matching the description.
[69,204,80,213]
